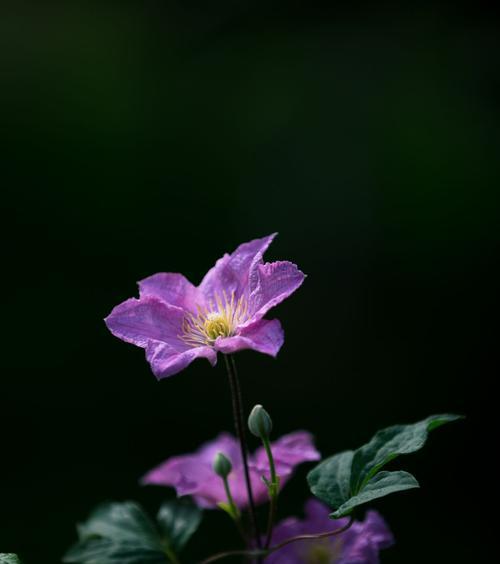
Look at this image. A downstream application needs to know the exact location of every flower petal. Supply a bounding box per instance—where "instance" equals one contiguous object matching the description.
[303,498,337,524]
[252,431,321,479]
[140,454,207,495]
[199,234,276,302]
[359,511,395,550]
[146,342,217,379]
[141,433,246,508]
[247,260,305,322]
[196,432,242,469]
[339,511,394,563]
[265,502,393,564]
[139,273,198,311]
[214,318,284,357]
[104,296,186,349]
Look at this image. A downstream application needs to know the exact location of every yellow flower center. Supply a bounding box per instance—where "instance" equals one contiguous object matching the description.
[306,544,331,564]
[303,538,342,564]
[180,291,249,347]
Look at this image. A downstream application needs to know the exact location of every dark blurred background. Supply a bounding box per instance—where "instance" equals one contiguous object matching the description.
[1,1,498,562]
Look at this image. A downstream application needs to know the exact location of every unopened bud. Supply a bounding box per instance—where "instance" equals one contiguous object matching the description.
[248,404,273,439]
[213,452,232,478]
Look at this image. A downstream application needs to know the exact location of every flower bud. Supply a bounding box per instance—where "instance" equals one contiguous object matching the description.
[213,452,232,478]
[248,404,273,439]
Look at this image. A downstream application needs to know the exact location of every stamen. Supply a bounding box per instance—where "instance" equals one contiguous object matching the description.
[180,291,249,347]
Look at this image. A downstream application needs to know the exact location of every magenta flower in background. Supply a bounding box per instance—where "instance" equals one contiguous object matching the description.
[141,431,320,509]
[105,234,305,379]
[266,499,394,564]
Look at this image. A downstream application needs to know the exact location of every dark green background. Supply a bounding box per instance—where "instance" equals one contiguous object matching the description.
[1,1,497,562]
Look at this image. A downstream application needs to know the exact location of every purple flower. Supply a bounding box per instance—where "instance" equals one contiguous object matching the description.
[105,234,305,379]
[141,431,320,509]
[266,499,394,564]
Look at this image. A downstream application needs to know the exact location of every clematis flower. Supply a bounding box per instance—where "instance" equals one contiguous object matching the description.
[105,234,305,379]
[266,499,394,564]
[140,431,320,509]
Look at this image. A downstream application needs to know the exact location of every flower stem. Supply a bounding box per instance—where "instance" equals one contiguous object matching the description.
[223,354,262,554]
[220,476,247,542]
[199,516,354,564]
[264,494,277,550]
[262,437,277,486]
[222,476,239,518]
[262,437,278,549]
[164,545,181,564]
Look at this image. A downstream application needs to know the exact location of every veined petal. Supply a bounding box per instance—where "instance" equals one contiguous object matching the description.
[139,273,198,311]
[199,234,276,302]
[146,342,217,379]
[214,318,284,357]
[104,296,186,349]
[247,261,305,322]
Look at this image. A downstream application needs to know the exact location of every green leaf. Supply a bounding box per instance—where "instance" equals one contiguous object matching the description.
[64,539,165,564]
[76,502,162,549]
[331,471,419,517]
[307,451,354,510]
[157,499,202,553]
[64,500,202,564]
[307,413,462,518]
[0,556,21,564]
[350,414,463,492]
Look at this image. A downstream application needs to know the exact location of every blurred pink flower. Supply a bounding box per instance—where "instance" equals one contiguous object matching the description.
[141,431,320,509]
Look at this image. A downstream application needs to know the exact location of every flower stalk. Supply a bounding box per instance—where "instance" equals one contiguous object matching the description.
[223,355,262,553]
[248,404,280,549]
[262,435,279,548]
[213,452,242,525]
[217,479,247,543]
[219,476,240,521]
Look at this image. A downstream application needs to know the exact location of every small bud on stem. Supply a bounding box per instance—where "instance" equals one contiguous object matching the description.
[248,404,273,439]
[213,452,232,479]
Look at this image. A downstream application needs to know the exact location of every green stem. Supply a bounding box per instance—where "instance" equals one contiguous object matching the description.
[264,493,277,549]
[262,437,278,549]
[222,475,239,518]
[164,545,180,564]
[263,437,277,486]
[220,475,248,542]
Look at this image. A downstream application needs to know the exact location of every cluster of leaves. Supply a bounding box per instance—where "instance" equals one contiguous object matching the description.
[307,414,462,518]
[63,499,202,564]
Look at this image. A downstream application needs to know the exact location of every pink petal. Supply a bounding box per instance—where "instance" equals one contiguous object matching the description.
[214,318,284,357]
[139,273,198,311]
[141,455,205,495]
[247,260,305,322]
[146,342,217,379]
[199,234,276,303]
[104,296,186,350]
[253,431,321,478]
